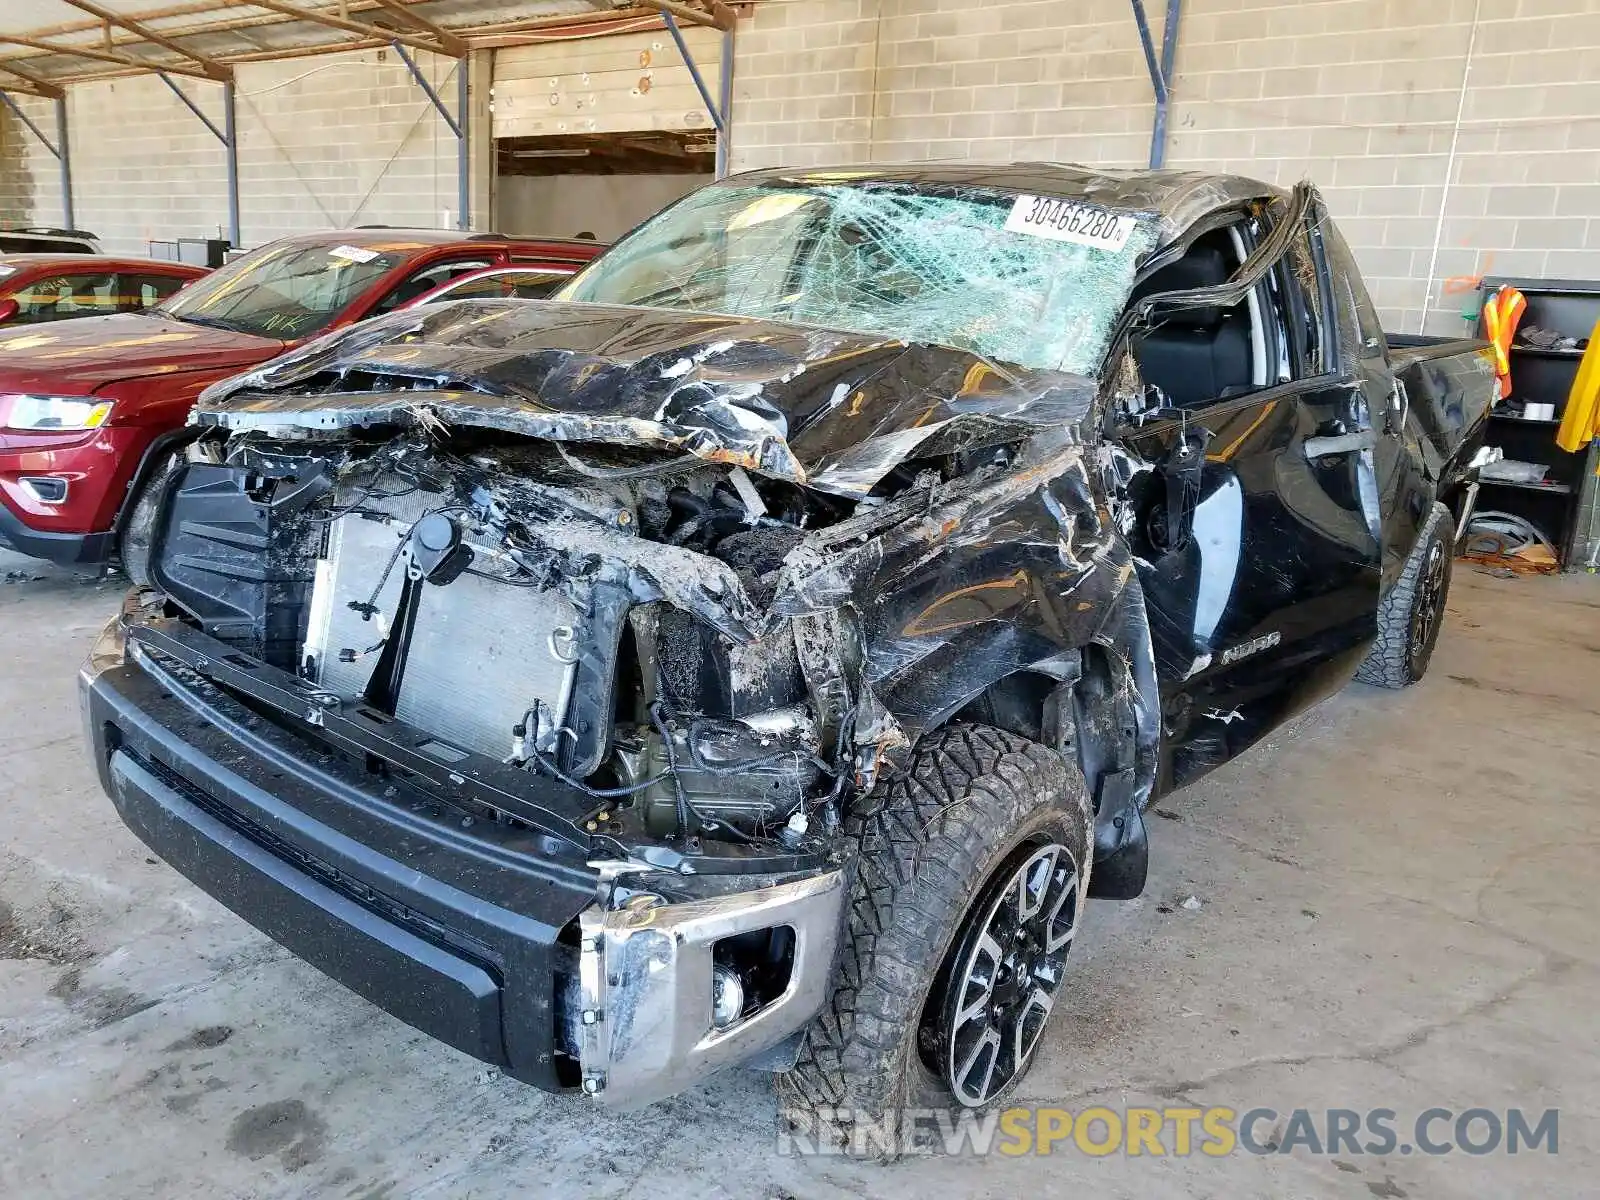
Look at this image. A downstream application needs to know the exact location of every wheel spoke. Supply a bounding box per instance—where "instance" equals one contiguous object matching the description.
[1043,866,1079,952]
[1017,847,1054,922]
[954,934,1002,1032]
[974,930,1004,972]
[1013,985,1054,1063]
[953,1025,1001,1104]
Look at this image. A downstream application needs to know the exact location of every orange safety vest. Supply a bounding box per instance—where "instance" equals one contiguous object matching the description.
[1480,285,1527,401]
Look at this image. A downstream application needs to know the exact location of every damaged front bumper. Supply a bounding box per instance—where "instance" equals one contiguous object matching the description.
[576,870,844,1106]
[79,599,847,1107]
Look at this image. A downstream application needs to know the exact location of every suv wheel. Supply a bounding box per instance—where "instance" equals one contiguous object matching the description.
[777,724,1093,1155]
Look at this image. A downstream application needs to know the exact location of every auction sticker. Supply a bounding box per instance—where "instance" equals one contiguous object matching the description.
[328,243,380,264]
[1005,195,1137,251]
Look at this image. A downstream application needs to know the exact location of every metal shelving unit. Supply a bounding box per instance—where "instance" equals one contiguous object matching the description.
[1476,276,1600,569]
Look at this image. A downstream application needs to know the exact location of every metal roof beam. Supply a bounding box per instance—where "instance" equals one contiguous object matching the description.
[0,60,65,99]
[0,34,215,80]
[366,0,468,57]
[56,0,233,81]
[624,1,734,33]
[236,0,466,58]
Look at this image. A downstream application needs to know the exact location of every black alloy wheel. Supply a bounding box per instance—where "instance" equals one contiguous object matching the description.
[934,840,1081,1108]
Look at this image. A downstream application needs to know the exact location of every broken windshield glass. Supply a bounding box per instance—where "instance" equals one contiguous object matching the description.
[559,182,1158,375]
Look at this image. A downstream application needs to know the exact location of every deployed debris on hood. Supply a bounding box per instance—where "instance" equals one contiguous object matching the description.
[195,301,1100,498]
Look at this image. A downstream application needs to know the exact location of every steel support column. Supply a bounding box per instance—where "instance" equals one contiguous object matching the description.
[158,73,240,245]
[1,91,74,228]
[392,41,469,230]
[716,26,735,178]
[662,12,731,176]
[55,97,74,230]
[1131,0,1182,169]
[456,61,470,230]
[223,82,240,247]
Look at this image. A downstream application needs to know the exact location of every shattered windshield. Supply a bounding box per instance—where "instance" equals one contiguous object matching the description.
[559,181,1157,373]
[159,241,404,340]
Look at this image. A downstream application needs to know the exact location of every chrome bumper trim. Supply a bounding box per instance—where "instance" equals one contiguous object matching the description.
[577,870,845,1108]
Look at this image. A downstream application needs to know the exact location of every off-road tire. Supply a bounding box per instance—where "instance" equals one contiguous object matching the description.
[1356,500,1454,688]
[777,723,1093,1154]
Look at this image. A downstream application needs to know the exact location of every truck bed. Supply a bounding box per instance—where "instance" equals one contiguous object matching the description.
[1384,332,1497,490]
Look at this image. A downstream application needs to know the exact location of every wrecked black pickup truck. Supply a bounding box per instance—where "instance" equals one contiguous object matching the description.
[80,165,1496,1128]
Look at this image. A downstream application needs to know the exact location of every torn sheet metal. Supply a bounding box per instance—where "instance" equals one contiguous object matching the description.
[195,300,1100,498]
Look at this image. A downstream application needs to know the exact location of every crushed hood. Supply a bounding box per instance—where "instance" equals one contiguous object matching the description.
[0,312,284,394]
[196,300,1098,496]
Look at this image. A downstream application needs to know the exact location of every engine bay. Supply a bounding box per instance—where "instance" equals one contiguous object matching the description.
[138,429,903,858]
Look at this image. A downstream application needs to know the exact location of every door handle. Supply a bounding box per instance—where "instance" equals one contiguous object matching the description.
[1304,429,1378,460]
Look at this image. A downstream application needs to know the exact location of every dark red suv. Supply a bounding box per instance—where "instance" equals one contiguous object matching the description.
[0,229,601,567]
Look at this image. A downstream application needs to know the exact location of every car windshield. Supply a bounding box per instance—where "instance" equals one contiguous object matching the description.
[158,240,403,339]
[559,181,1157,374]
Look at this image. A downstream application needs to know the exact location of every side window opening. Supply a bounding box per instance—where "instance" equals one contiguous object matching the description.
[1128,203,1337,411]
[123,273,188,312]
[1128,224,1270,409]
[1263,211,1332,379]
[374,258,494,314]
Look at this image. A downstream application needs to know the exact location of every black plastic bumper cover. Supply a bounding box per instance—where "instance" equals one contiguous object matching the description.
[81,656,598,1090]
[0,504,113,566]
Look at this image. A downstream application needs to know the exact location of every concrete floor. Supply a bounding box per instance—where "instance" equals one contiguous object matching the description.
[1,546,1595,1199]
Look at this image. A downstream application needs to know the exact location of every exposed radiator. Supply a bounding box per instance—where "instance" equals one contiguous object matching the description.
[301,493,581,763]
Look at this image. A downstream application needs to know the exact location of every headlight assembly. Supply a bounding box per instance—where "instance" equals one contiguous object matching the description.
[3,394,115,431]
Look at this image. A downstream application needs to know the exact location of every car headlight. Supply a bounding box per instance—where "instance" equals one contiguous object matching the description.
[2,394,115,431]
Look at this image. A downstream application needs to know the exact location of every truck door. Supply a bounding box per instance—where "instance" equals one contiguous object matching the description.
[1111,207,1382,788]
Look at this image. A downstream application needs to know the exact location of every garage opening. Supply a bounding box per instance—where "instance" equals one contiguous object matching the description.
[492,25,724,242]
[495,130,712,241]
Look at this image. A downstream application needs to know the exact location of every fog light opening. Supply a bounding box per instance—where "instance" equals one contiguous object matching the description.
[711,924,796,1031]
[711,964,744,1030]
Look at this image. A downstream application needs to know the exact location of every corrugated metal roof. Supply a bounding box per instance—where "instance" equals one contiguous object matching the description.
[0,2,726,89]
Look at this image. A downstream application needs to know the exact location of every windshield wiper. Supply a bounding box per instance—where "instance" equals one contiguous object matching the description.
[164,312,250,335]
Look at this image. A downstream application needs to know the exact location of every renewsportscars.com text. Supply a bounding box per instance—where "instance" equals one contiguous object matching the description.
[778,1105,1560,1159]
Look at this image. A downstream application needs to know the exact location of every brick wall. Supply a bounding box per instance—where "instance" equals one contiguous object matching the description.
[1,99,52,230]
[729,0,1600,335]
[1,48,463,254]
[6,1,1596,333]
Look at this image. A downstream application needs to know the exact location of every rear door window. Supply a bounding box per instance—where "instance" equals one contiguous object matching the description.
[121,273,191,312]
[1265,218,1335,380]
[371,257,495,315]
[425,270,574,302]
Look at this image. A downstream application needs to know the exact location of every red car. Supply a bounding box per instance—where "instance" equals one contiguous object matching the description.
[0,230,602,568]
[0,254,205,326]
